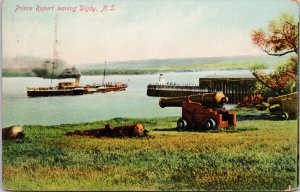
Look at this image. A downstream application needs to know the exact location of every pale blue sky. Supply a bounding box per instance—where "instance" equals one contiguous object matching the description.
[3,0,299,65]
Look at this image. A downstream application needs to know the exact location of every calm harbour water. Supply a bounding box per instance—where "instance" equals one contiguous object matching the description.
[2,71,251,127]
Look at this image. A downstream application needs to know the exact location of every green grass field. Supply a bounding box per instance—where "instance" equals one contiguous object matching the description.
[2,109,298,191]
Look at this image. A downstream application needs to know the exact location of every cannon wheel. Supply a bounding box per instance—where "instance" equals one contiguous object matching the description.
[204,119,216,130]
[177,118,187,131]
[279,112,289,120]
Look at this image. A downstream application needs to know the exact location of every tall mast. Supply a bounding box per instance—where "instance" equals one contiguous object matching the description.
[102,60,106,85]
[51,14,58,87]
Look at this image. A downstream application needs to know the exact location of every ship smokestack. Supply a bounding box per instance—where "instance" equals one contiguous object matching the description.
[75,76,80,86]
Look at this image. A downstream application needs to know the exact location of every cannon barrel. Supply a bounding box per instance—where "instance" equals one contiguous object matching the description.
[268,92,298,105]
[66,124,147,138]
[2,125,25,140]
[159,92,228,108]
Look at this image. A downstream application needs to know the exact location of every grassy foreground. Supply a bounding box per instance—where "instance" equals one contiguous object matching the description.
[2,109,298,191]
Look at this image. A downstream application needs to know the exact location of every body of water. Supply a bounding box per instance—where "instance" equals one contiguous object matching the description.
[2,70,251,127]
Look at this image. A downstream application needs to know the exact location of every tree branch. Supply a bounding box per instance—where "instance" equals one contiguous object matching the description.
[252,72,278,91]
[285,21,297,29]
[263,49,297,56]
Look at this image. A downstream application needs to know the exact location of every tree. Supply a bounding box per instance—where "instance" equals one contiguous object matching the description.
[251,12,298,56]
[253,56,297,95]
[251,12,298,96]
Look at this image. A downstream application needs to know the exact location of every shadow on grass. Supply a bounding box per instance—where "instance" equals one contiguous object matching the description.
[237,113,297,121]
[237,113,275,121]
[153,128,178,131]
[153,127,258,133]
[208,127,259,133]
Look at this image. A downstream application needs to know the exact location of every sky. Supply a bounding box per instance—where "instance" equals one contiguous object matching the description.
[2,0,299,65]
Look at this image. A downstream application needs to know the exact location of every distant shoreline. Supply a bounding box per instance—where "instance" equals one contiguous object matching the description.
[3,54,285,77]
[3,68,257,77]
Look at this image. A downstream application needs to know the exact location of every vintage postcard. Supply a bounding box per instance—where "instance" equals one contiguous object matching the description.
[2,0,299,191]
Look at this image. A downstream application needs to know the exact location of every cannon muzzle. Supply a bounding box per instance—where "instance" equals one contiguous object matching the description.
[159,92,228,108]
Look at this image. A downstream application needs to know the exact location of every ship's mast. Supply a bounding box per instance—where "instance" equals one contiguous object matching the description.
[51,14,59,87]
[102,60,106,85]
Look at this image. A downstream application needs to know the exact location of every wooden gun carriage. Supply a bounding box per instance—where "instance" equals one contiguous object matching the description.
[159,92,236,131]
[268,92,298,120]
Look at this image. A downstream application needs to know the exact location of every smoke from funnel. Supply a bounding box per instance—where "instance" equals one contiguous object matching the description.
[57,67,81,79]
[32,59,81,79]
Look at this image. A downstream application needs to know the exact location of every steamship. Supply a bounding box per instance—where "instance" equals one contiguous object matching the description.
[26,15,127,97]
[26,63,128,97]
[27,76,128,97]
[27,76,89,97]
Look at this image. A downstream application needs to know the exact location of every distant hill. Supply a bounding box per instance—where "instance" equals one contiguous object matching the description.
[2,56,47,70]
[2,55,292,76]
[76,55,290,70]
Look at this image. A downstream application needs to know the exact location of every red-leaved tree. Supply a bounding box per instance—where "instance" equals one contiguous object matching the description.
[251,13,297,56]
[251,12,298,95]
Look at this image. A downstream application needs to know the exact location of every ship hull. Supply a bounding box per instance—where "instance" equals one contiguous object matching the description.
[95,86,127,93]
[27,85,127,97]
[147,84,207,97]
[27,88,87,97]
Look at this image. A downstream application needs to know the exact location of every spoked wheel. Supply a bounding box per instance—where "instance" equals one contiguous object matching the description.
[177,118,187,132]
[279,112,289,120]
[204,119,216,130]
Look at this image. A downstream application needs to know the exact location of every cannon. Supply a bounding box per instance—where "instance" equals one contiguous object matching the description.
[268,92,298,120]
[66,124,148,138]
[2,125,25,140]
[159,92,236,131]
